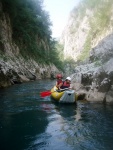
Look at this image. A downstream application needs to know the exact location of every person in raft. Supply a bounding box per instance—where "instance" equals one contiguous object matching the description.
[59,76,72,90]
[56,74,63,89]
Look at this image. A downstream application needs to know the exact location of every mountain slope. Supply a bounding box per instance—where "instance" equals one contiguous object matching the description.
[61,0,113,62]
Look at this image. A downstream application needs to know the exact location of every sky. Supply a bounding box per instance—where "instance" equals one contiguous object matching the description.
[43,0,81,38]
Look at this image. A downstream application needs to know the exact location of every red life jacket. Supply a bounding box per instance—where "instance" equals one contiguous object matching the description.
[60,81,70,89]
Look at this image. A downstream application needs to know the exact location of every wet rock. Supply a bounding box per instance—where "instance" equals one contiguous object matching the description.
[86,89,106,102]
[98,78,111,92]
[106,85,113,103]
[77,93,86,100]
[81,73,93,86]
[18,75,30,82]
[0,70,11,88]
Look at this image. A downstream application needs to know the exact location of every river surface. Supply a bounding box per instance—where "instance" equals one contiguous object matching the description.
[0,80,113,150]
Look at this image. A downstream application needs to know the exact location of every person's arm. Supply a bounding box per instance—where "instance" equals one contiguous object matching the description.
[57,82,63,89]
[55,81,57,86]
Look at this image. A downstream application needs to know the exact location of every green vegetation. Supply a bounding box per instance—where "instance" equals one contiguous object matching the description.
[47,39,64,71]
[89,0,112,36]
[1,0,64,70]
[55,42,64,61]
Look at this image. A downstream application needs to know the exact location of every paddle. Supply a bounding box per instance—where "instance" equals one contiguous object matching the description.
[40,88,70,97]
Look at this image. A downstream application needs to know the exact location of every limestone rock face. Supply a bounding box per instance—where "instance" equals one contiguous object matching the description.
[0,56,59,87]
[90,34,113,63]
[71,33,113,103]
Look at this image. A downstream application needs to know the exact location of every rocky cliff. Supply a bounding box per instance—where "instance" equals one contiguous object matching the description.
[61,0,113,62]
[0,2,59,88]
[71,33,113,103]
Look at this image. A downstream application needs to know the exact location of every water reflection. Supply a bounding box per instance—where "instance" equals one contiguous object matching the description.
[0,80,113,150]
[42,104,83,150]
[75,107,82,121]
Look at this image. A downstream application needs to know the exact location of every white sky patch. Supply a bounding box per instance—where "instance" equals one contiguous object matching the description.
[43,0,81,38]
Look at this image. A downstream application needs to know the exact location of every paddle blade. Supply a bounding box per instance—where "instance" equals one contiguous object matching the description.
[40,91,51,97]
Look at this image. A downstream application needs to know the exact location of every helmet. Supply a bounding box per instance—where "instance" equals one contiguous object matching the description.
[66,77,71,81]
[56,74,62,79]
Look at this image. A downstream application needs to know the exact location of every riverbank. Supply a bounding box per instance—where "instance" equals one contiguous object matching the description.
[0,54,59,88]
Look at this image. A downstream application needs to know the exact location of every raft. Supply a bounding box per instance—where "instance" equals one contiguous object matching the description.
[51,86,77,103]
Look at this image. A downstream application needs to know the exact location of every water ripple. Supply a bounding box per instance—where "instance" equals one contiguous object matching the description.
[0,80,113,150]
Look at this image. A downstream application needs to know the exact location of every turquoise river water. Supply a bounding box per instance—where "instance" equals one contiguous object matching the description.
[0,80,113,150]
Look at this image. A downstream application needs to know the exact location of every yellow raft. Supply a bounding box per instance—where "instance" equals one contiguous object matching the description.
[51,86,78,103]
